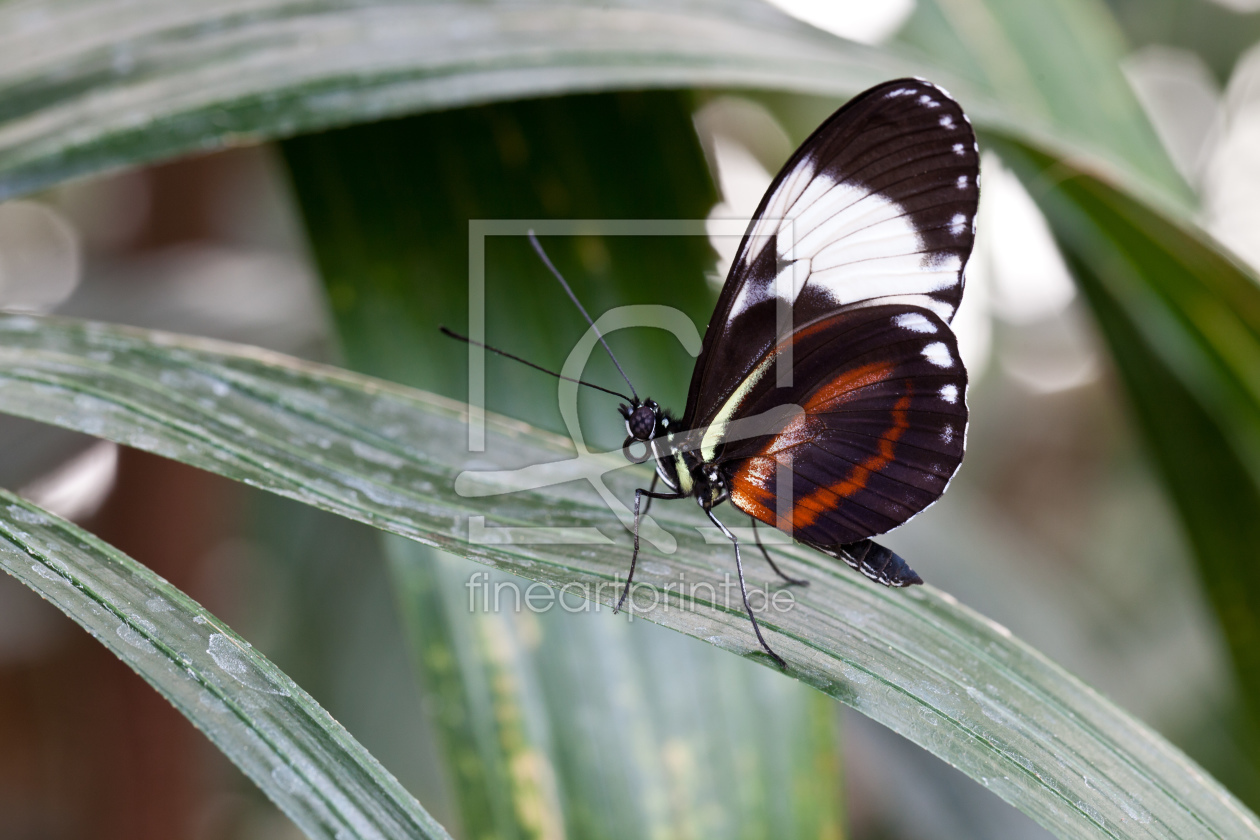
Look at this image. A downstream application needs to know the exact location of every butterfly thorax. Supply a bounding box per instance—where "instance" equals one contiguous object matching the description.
[620,398,727,508]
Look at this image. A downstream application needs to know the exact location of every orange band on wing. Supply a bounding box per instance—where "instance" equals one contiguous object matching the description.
[730,381,913,533]
[804,361,894,412]
[791,390,912,529]
[730,456,781,527]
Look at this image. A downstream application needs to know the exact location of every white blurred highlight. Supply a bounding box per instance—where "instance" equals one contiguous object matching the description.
[973,154,1076,326]
[0,201,81,312]
[704,134,775,284]
[765,0,916,44]
[1203,41,1260,273]
[967,153,1095,393]
[695,97,786,287]
[1205,0,1260,11]
[21,441,119,522]
[1123,46,1222,187]
[950,260,991,383]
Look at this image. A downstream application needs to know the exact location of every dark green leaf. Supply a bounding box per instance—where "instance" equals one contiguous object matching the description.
[0,0,1178,205]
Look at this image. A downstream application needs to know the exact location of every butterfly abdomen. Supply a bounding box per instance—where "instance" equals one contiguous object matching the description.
[829,539,923,587]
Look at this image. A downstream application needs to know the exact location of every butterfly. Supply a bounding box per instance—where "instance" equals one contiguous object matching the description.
[613,78,978,667]
[449,77,978,668]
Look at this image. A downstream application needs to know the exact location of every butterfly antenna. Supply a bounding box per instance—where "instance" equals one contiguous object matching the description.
[528,230,639,402]
[439,326,633,402]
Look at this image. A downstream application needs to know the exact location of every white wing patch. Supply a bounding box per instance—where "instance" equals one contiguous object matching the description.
[949,213,967,237]
[922,342,953,368]
[893,312,937,334]
[939,383,959,404]
[940,115,955,130]
[731,170,963,322]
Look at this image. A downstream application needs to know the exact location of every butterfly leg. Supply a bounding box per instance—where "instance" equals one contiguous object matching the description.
[640,473,659,517]
[749,517,809,587]
[615,483,685,614]
[707,508,787,669]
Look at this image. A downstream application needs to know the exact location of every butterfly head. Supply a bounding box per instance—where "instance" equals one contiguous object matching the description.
[619,398,669,464]
[621,398,659,439]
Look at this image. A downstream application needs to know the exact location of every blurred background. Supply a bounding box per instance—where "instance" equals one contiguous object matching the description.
[3,0,1260,838]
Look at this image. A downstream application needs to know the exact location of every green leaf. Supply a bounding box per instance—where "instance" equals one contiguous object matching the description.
[1104,0,1260,84]
[0,313,1254,838]
[0,0,1176,204]
[900,0,1182,197]
[992,135,1260,742]
[0,488,451,840]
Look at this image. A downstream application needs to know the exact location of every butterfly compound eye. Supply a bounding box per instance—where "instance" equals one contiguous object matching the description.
[627,405,657,440]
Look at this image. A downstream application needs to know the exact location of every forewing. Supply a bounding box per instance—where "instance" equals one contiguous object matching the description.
[685,78,979,429]
[720,304,967,547]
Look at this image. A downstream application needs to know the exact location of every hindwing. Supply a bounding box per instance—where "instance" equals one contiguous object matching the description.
[713,304,968,546]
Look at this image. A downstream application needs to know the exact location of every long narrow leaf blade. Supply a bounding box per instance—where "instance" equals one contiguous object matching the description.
[0,314,1253,838]
[0,0,1164,202]
[0,487,451,840]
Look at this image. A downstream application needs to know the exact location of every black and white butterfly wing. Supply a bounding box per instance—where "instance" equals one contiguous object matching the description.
[683,78,979,432]
[683,78,979,566]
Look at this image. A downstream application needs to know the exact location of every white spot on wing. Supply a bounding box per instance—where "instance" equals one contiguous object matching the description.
[940,115,955,130]
[810,253,962,302]
[939,384,958,404]
[952,143,965,155]
[957,175,968,190]
[950,213,967,236]
[941,425,955,444]
[922,342,953,368]
[893,312,937,334]
[888,87,915,98]
[919,94,940,108]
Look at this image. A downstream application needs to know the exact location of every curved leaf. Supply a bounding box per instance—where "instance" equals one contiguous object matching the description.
[0,0,1170,203]
[0,487,451,840]
[899,0,1182,199]
[991,135,1260,744]
[0,314,1253,838]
